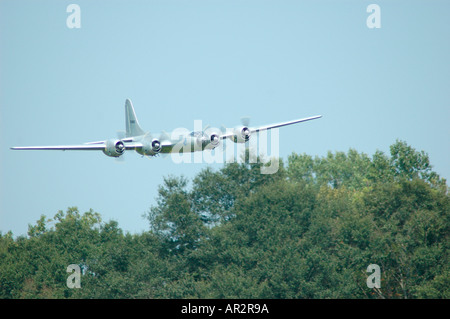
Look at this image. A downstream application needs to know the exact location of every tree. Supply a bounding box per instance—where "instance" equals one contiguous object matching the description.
[1,141,448,299]
[147,175,207,254]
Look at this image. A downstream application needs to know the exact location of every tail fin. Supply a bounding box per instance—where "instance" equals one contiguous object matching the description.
[125,99,145,137]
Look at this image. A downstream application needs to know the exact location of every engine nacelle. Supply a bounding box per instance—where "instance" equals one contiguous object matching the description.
[201,132,220,150]
[151,139,162,153]
[209,133,220,147]
[140,138,162,155]
[103,139,125,157]
[229,126,251,143]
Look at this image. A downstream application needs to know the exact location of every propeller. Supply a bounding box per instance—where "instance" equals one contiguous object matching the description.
[240,116,251,143]
[220,125,228,134]
[117,130,126,139]
[158,131,170,158]
[240,116,250,127]
[115,131,126,162]
[202,124,222,150]
[159,130,170,142]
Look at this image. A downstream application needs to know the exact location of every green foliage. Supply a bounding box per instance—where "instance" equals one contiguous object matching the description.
[0,140,448,298]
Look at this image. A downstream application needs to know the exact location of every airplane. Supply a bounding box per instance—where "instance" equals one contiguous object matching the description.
[11,99,322,158]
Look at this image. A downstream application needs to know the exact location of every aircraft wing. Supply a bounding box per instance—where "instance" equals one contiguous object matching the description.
[10,142,144,151]
[219,115,322,139]
[10,144,108,151]
[83,137,135,145]
[250,115,322,133]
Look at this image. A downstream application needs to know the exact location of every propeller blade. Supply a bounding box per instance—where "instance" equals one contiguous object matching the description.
[158,131,170,158]
[220,125,229,135]
[143,131,153,140]
[240,116,250,127]
[159,130,170,141]
[115,153,125,163]
[115,135,126,162]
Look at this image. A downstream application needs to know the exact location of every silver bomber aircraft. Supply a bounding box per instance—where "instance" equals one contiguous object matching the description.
[11,99,322,158]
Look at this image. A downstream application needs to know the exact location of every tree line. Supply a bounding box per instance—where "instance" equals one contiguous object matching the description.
[0,140,448,298]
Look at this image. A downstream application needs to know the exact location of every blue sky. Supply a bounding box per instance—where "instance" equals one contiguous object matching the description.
[1,0,449,237]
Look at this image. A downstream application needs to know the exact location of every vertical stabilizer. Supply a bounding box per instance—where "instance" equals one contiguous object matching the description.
[125,99,145,137]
